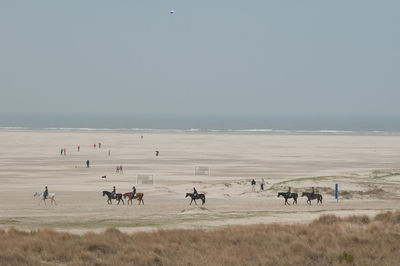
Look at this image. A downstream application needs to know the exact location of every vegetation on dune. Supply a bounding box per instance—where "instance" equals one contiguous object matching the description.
[0,211,399,266]
[370,170,400,179]
[267,170,399,200]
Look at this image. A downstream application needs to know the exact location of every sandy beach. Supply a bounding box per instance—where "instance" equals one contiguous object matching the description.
[0,130,399,233]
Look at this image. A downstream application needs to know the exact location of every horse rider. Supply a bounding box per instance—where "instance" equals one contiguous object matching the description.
[311,187,315,196]
[111,186,116,198]
[193,187,198,198]
[132,186,136,198]
[44,186,48,199]
[287,186,291,197]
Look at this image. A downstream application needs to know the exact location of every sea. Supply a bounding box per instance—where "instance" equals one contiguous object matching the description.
[1,113,400,135]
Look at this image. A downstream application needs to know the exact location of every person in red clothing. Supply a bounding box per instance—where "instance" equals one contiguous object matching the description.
[78,146,80,152]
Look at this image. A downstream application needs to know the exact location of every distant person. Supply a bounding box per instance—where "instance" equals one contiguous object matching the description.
[60,148,63,156]
[119,165,123,174]
[116,165,119,173]
[94,144,96,149]
[43,186,48,199]
[64,148,66,155]
[108,150,111,156]
[251,179,256,191]
[78,146,80,152]
[260,178,265,191]
[287,186,291,197]
[86,160,90,168]
[132,186,136,198]
[155,150,159,156]
[111,186,116,198]
[193,187,198,198]
[141,136,143,139]
[98,142,102,149]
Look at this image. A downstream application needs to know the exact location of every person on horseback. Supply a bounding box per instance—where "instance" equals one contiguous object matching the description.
[111,186,116,198]
[286,186,291,197]
[44,186,48,199]
[311,186,315,196]
[193,187,198,198]
[132,186,136,198]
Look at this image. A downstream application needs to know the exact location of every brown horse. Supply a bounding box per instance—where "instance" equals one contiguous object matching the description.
[277,192,298,205]
[102,191,124,205]
[123,192,144,205]
[302,192,323,205]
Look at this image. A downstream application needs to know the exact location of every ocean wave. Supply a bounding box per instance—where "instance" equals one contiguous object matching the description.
[0,126,399,135]
[0,126,28,130]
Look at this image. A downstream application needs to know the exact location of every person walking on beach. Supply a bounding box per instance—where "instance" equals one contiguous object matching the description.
[260,178,265,191]
[251,179,256,191]
[119,165,123,174]
[86,160,90,168]
[98,142,102,149]
[108,150,111,156]
[78,146,80,152]
[64,148,66,155]
[43,186,48,199]
[60,148,63,155]
[94,144,96,149]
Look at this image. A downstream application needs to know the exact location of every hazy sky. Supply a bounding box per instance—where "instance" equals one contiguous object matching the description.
[1,1,399,116]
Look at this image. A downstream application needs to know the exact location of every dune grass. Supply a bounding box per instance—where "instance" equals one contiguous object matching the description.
[0,211,399,265]
[269,175,337,191]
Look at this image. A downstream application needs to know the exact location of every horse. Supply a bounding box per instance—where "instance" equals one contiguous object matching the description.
[123,192,144,205]
[34,192,57,205]
[102,191,124,205]
[185,192,206,205]
[277,192,298,205]
[301,192,323,205]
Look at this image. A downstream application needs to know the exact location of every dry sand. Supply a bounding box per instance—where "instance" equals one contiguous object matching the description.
[0,130,399,233]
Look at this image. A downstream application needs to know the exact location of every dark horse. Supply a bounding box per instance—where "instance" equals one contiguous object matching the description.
[302,192,323,205]
[185,192,206,205]
[102,191,124,205]
[123,192,144,205]
[277,192,298,205]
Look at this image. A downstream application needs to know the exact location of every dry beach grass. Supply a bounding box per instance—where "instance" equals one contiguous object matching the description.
[0,211,399,266]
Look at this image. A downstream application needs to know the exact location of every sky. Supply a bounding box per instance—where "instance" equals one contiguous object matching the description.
[1,0,399,117]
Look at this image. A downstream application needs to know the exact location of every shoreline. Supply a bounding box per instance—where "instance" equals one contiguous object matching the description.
[1,128,400,136]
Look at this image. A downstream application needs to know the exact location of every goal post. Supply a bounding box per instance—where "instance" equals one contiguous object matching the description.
[136,174,155,185]
[195,166,210,176]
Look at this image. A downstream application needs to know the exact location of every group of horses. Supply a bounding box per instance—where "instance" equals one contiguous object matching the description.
[34,189,320,207]
[102,191,206,206]
[102,191,144,205]
[33,190,205,206]
[277,191,323,205]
